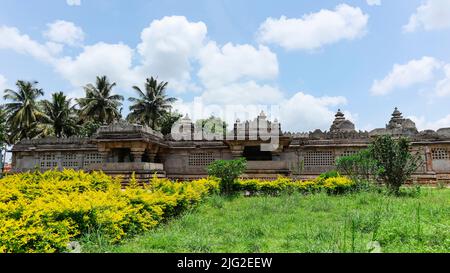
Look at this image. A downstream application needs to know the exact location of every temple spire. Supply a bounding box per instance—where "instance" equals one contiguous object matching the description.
[391,107,403,119]
[335,109,345,120]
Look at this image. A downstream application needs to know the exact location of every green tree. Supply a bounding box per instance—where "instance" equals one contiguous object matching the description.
[3,80,44,142]
[0,106,7,175]
[336,149,380,182]
[39,92,78,138]
[77,120,102,137]
[77,76,124,124]
[369,135,422,195]
[195,115,227,139]
[207,158,247,195]
[159,111,182,136]
[0,105,6,144]
[127,77,177,130]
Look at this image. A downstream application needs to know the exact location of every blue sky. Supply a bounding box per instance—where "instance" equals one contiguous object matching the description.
[1,0,450,132]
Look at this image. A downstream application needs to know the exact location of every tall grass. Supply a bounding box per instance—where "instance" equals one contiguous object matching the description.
[83,189,450,253]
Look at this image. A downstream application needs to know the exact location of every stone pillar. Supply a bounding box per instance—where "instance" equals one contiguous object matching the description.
[33,153,40,170]
[131,150,145,163]
[99,151,109,163]
[231,150,243,159]
[425,146,433,173]
[56,152,63,171]
[148,153,157,163]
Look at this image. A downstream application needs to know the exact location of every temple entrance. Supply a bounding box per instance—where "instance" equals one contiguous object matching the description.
[243,146,272,161]
[111,148,133,163]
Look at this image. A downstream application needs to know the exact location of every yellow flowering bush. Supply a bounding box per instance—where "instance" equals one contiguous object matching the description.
[236,175,354,195]
[0,170,219,253]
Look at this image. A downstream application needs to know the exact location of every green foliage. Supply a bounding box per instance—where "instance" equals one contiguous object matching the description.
[127,77,177,130]
[0,106,6,145]
[336,149,381,191]
[317,170,340,180]
[236,175,355,195]
[3,80,45,142]
[0,170,218,253]
[195,116,227,139]
[76,76,124,125]
[86,189,450,253]
[159,111,182,135]
[77,120,102,137]
[207,158,247,194]
[39,92,78,138]
[369,135,423,195]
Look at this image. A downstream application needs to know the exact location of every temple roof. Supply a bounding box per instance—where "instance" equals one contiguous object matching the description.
[330,109,355,133]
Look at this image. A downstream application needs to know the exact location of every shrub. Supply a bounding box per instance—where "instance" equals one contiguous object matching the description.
[336,149,380,182]
[207,158,247,194]
[369,135,422,195]
[236,175,354,195]
[317,170,340,181]
[0,169,219,253]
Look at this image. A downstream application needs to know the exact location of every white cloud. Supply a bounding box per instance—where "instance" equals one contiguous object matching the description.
[0,26,58,63]
[403,0,450,32]
[280,92,348,132]
[66,0,81,6]
[135,16,207,93]
[198,42,278,88]
[54,42,135,92]
[435,64,450,97]
[173,89,349,132]
[257,4,368,51]
[370,57,441,95]
[409,115,450,130]
[44,20,84,46]
[0,17,351,132]
[201,81,283,105]
[366,0,381,6]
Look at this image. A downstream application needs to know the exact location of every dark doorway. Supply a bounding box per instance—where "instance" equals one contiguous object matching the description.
[112,148,132,163]
[243,146,272,161]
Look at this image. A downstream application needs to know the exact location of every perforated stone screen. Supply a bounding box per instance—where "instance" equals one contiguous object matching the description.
[340,150,358,157]
[432,148,449,160]
[40,153,58,169]
[84,153,103,167]
[188,153,215,166]
[304,151,335,167]
[62,153,79,168]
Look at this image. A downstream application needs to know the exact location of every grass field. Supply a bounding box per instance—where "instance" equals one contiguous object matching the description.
[83,188,450,253]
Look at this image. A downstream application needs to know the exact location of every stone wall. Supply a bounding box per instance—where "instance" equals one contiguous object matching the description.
[9,110,450,183]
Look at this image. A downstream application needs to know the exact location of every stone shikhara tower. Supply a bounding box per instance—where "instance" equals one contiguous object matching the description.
[11,108,450,183]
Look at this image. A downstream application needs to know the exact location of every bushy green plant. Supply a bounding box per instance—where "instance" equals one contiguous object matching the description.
[207,158,247,194]
[317,170,340,181]
[236,175,355,195]
[336,150,380,182]
[369,135,422,195]
[77,121,102,137]
[0,169,219,253]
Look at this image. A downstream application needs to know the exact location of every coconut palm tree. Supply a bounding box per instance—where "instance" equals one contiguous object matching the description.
[3,80,44,141]
[39,92,78,138]
[76,76,124,124]
[127,77,177,129]
[0,105,7,144]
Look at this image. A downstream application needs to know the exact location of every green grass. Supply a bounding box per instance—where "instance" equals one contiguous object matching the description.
[82,188,450,253]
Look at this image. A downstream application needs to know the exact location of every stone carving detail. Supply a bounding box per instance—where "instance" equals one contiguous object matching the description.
[97,119,163,138]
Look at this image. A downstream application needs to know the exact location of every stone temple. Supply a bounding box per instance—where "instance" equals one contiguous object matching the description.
[11,108,450,184]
